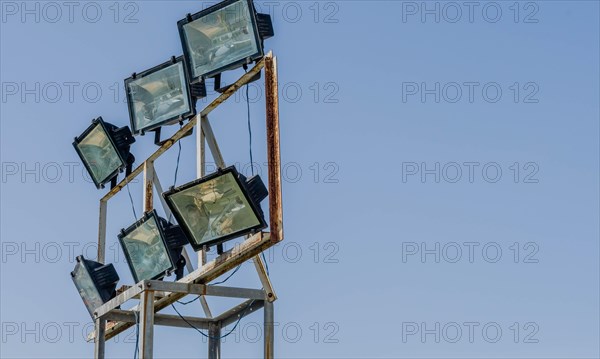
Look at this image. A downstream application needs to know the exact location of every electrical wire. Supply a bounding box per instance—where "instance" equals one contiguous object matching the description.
[168,128,183,223]
[245,71,254,176]
[211,264,242,286]
[176,264,243,305]
[173,130,182,186]
[170,299,255,340]
[176,295,201,305]
[125,181,137,220]
[243,73,268,275]
[261,252,270,275]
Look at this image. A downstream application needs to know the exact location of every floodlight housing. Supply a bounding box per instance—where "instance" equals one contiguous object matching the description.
[118,210,188,283]
[125,56,201,136]
[73,117,135,189]
[163,166,268,251]
[71,255,119,318]
[177,0,274,84]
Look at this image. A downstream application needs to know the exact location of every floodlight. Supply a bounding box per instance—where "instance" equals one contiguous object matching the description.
[177,0,274,85]
[71,255,119,318]
[163,166,268,251]
[73,117,135,189]
[125,56,203,139]
[118,210,188,283]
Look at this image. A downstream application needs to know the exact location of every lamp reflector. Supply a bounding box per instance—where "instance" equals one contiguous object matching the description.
[163,166,267,251]
[71,255,119,318]
[178,0,266,81]
[118,210,187,283]
[73,117,135,189]
[125,57,196,135]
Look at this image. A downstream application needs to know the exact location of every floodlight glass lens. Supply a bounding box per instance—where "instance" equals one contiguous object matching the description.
[127,62,190,132]
[72,263,104,317]
[76,123,122,185]
[183,0,258,78]
[121,216,172,281]
[169,172,261,246]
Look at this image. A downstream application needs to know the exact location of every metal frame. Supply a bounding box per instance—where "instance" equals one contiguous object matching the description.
[90,52,282,359]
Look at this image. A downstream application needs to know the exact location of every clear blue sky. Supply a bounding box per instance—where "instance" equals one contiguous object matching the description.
[1,1,599,358]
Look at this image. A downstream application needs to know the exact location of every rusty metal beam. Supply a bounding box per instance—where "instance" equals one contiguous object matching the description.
[143,161,154,213]
[197,114,207,269]
[97,201,107,263]
[265,55,283,243]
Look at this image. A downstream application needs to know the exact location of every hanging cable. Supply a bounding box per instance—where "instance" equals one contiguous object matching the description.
[261,252,270,275]
[245,70,255,176]
[176,264,243,305]
[243,69,268,274]
[211,264,242,286]
[125,181,137,220]
[176,295,200,305]
[171,299,255,340]
[168,127,183,223]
